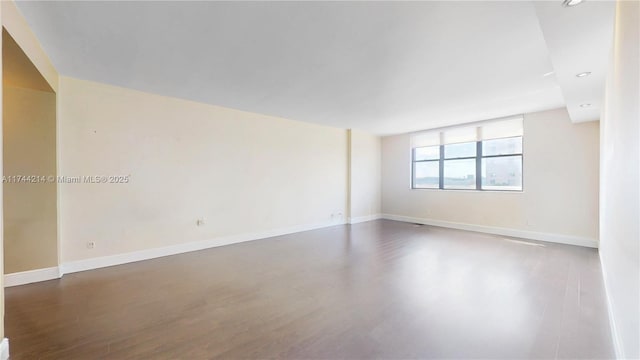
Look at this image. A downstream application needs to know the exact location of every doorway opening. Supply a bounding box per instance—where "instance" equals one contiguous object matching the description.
[2,28,58,281]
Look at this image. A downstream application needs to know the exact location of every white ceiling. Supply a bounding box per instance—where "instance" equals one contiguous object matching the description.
[14,1,614,135]
[534,1,615,123]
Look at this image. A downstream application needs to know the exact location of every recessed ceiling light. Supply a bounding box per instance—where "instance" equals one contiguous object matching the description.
[580,103,592,108]
[576,72,592,77]
[562,0,585,7]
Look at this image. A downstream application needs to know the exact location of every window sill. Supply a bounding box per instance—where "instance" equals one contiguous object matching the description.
[410,187,524,193]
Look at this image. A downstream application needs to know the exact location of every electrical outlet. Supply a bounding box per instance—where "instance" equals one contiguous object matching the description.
[196,218,205,227]
[87,241,96,249]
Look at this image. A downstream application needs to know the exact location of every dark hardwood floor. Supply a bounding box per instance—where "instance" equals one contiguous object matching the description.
[6,220,614,359]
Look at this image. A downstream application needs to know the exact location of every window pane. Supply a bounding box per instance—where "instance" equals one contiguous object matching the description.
[413,161,439,188]
[444,141,476,159]
[443,159,476,189]
[414,146,440,161]
[482,155,522,191]
[482,137,522,156]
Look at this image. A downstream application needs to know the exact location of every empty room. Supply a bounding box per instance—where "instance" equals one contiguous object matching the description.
[0,0,638,359]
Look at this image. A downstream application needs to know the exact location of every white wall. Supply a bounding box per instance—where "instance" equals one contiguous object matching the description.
[349,129,381,222]
[381,108,599,246]
[58,76,348,263]
[599,1,639,358]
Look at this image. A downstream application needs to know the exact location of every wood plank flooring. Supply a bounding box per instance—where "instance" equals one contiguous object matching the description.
[5,220,615,359]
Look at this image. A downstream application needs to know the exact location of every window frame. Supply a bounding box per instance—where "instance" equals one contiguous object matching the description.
[442,141,478,190]
[411,136,523,192]
[411,147,441,189]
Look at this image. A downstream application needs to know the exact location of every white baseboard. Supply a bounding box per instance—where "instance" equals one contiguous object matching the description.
[4,220,345,286]
[600,259,624,359]
[381,214,598,248]
[4,266,62,287]
[0,338,9,360]
[348,213,381,224]
[61,219,344,275]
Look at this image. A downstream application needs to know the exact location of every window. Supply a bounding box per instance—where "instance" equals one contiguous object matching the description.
[410,116,523,191]
[443,142,476,189]
[481,137,522,191]
[412,146,439,189]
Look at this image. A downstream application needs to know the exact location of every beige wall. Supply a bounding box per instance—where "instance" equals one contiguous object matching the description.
[0,5,4,342]
[1,0,60,340]
[58,76,348,262]
[381,108,599,243]
[349,129,381,221]
[599,1,639,358]
[1,2,58,92]
[3,86,57,273]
